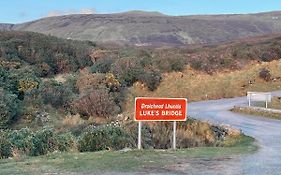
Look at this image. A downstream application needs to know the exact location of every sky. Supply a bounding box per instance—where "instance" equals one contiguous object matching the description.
[1,0,281,23]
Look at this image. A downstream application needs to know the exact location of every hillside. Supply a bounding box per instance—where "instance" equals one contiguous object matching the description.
[0,30,275,166]
[1,30,281,130]
[0,23,13,30]
[2,11,281,46]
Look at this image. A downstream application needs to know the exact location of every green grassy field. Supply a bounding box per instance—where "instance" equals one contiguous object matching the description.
[0,136,256,175]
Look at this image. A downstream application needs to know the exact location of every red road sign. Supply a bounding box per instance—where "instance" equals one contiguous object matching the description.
[135,97,187,121]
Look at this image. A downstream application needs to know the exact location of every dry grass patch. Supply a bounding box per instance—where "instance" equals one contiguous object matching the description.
[231,106,281,120]
[62,114,85,127]
[125,60,281,113]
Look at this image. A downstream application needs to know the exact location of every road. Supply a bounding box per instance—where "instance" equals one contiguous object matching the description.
[185,91,281,175]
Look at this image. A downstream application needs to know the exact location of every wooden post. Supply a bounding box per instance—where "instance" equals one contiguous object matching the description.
[172,121,176,150]
[138,121,142,149]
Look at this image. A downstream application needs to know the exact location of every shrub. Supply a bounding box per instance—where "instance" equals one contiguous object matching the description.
[1,128,77,158]
[76,70,106,94]
[30,128,59,156]
[57,132,77,152]
[91,58,115,73]
[29,128,76,156]
[190,59,203,70]
[148,119,223,149]
[111,58,143,86]
[0,67,18,94]
[138,70,162,91]
[40,80,74,108]
[0,31,94,75]
[73,88,119,118]
[77,125,134,152]
[259,68,271,82]
[260,51,278,62]
[6,128,33,154]
[156,57,185,72]
[0,89,21,128]
[150,122,172,149]
[0,131,12,158]
[105,73,120,92]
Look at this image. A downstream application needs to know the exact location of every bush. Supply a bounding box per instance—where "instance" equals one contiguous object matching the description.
[6,128,33,154]
[1,128,77,158]
[0,131,12,158]
[156,57,185,72]
[29,128,59,156]
[0,31,94,76]
[148,119,223,149]
[75,70,106,94]
[259,68,271,82]
[40,80,75,108]
[138,70,162,91]
[78,125,135,152]
[260,51,278,62]
[57,132,77,152]
[73,88,119,118]
[111,58,143,86]
[91,58,115,73]
[0,89,21,128]
[30,128,76,156]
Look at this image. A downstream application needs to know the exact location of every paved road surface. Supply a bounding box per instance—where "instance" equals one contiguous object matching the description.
[185,91,281,175]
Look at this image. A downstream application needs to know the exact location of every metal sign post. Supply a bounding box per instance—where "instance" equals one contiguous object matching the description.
[138,121,142,149]
[135,97,187,150]
[247,92,271,108]
[172,121,177,150]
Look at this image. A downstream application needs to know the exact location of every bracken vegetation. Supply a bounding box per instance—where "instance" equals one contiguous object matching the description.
[2,30,280,159]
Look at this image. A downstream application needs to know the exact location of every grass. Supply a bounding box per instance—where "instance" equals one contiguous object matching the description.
[231,106,281,120]
[252,97,281,110]
[125,60,281,114]
[0,135,256,175]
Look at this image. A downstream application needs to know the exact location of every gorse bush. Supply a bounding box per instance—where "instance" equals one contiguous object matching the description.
[0,89,21,128]
[138,70,162,91]
[156,57,185,72]
[40,80,75,108]
[0,31,94,76]
[91,57,115,73]
[6,128,33,153]
[111,57,143,86]
[29,128,59,156]
[78,125,135,152]
[0,128,77,158]
[0,131,12,158]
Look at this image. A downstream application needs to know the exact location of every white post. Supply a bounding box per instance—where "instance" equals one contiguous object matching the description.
[172,121,176,150]
[248,94,251,107]
[138,121,142,150]
[266,101,268,108]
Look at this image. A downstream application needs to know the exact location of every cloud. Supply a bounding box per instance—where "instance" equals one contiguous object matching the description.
[47,8,95,17]
[80,8,95,14]
[47,10,62,17]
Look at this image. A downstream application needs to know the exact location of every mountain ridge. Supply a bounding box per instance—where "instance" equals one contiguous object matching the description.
[1,11,281,46]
